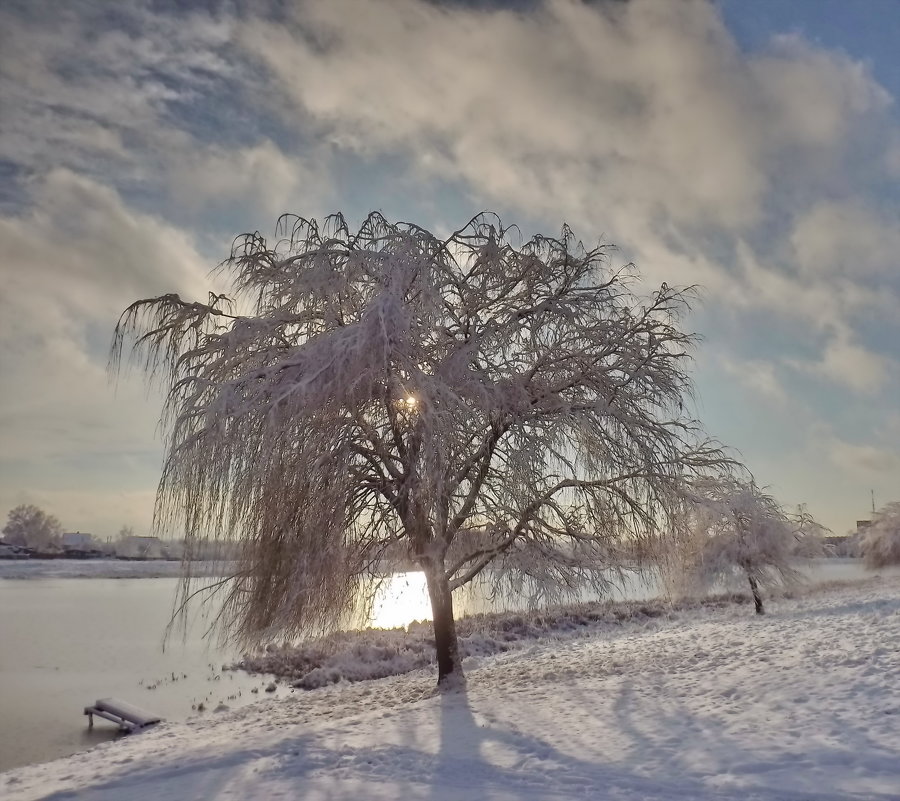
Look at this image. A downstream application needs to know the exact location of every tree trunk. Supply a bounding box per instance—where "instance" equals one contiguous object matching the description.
[747,574,764,615]
[422,557,464,687]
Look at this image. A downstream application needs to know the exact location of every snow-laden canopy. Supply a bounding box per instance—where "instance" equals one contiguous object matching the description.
[861,501,900,568]
[112,212,725,677]
[663,478,827,612]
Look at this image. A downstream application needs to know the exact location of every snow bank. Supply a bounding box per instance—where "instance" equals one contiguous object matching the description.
[239,580,881,689]
[3,575,898,800]
[237,593,753,688]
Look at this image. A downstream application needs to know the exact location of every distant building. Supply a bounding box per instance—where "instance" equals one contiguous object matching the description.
[62,532,96,551]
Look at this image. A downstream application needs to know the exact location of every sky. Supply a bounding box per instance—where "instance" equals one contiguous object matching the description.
[0,0,898,539]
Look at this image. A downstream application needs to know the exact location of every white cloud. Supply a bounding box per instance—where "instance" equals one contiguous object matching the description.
[0,170,213,328]
[731,245,828,317]
[240,0,763,230]
[166,140,330,221]
[750,34,891,150]
[239,0,892,238]
[826,438,900,476]
[729,241,895,393]
[790,200,900,279]
[885,412,900,439]
[719,357,788,406]
[0,2,235,189]
[803,336,889,393]
[0,171,216,535]
[887,134,900,177]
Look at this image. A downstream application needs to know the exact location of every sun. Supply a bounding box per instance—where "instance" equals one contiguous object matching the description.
[369,571,432,629]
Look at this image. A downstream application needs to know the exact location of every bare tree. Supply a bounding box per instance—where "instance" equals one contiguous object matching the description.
[664,478,827,614]
[860,501,900,568]
[2,504,63,551]
[112,212,725,685]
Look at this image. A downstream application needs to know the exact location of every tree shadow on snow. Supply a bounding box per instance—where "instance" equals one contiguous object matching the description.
[35,732,320,801]
[602,675,899,801]
[423,685,888,801]
[35,677,900,801]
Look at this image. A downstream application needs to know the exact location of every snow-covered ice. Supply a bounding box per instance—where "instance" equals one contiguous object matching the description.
[2,576,899,800]
[0,560,227,580]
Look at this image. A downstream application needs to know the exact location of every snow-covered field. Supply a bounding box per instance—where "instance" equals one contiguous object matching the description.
[3,575,898,801]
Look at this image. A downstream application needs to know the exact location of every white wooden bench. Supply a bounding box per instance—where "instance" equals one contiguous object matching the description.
[84,698,162,732]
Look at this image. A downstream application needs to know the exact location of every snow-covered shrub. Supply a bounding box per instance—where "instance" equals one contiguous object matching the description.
[860,502,900,569]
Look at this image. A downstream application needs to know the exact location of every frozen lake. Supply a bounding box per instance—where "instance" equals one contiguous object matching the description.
[0,559,871,772]
[0,576,295,772]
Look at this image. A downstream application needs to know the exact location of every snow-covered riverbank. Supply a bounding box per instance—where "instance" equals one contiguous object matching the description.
[3,575,899,801]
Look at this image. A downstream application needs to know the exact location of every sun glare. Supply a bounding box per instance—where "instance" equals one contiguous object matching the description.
[369,571,432,629]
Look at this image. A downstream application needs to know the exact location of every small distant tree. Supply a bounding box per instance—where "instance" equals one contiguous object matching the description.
[2,504,63,551]
[112,212,725,686]
[667,479,826,614]
[114,525,138,558]
[860,502,900,568]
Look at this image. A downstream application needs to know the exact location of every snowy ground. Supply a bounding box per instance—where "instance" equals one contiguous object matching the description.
[3,576,899,801]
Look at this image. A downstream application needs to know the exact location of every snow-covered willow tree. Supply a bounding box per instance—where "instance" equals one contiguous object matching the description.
[111,212,725,685]
[664,478,827,615]
[860,501,900,568]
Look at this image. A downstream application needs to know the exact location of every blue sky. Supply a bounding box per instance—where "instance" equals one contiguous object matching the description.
[0,0,898,538]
